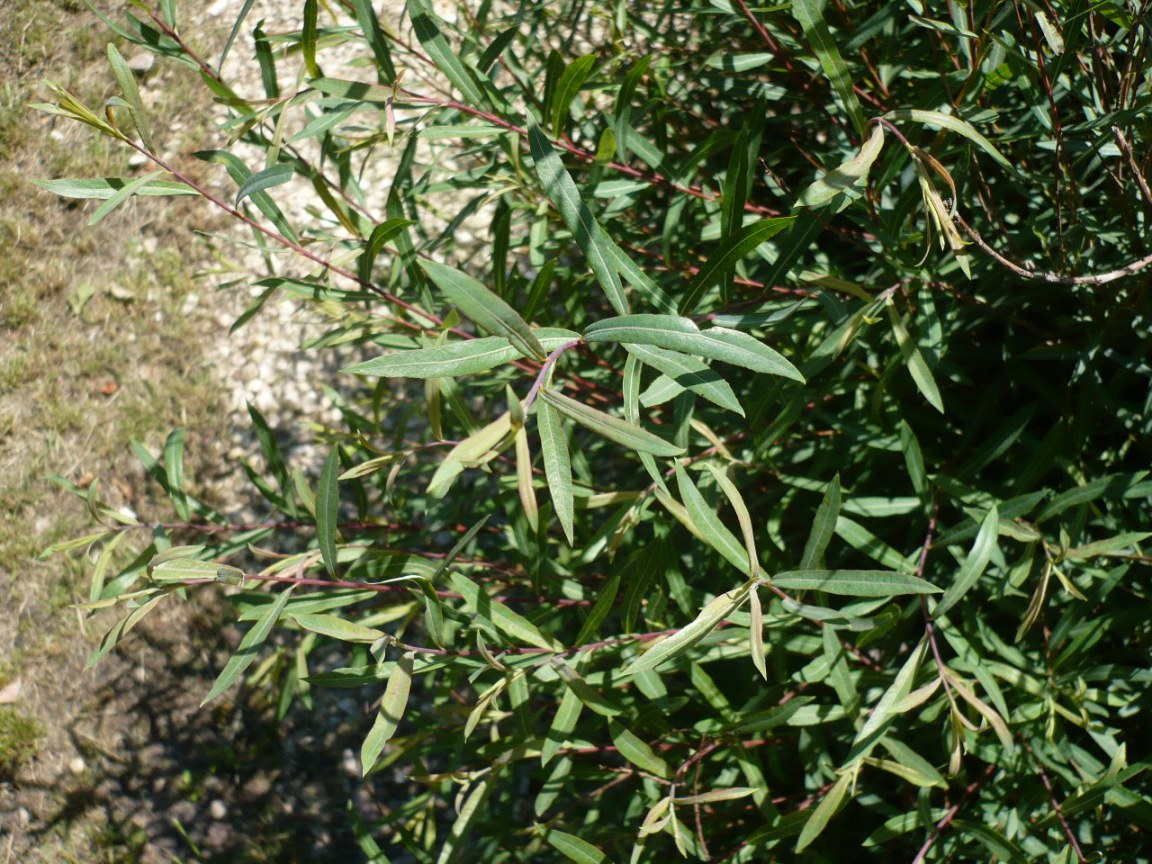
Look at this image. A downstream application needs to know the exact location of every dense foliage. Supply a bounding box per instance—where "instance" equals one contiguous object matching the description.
[38,0,1152,861]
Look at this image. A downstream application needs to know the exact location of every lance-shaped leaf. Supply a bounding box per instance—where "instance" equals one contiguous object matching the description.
[800,475,841,569]
[844,637,928,764]
[427,412,513,498]
[317,448,341,578]
[546,830,613,864]
[362,650,414,775]
[792,0,865,135]
[934,505,998,618]
[625,344,743,415]
[672,787,757,805]
[796,124,885,209]
[542,685,582,766]
[585,314,803,381]
[540,389,684,457]
[345,330,580,378]
[419,260,545,360]
[107,43,152,150]
[292,613,385,644]
[796,770,854,852]
[675,465,750,574]
[149,558,220,584]
[528,120,628,315]
[608,719,671,778]
[32,177,198,200]
[201,585,296,705]
[235,162,295,206]
[623,579,754,676]
[358,217,414,283]
[772,569,941,596]
[550,54,597,135]
[888,300,944,413]
[407,0,487,108]
[537,399,575,544]
[551,658,623,717]
[679,217,794,315]
[882,108,1015,174]
[450,571,562,651]
[514,428,540,532]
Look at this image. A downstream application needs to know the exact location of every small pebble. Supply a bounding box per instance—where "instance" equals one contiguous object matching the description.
[209,799,228,820]
[69,756,86,775]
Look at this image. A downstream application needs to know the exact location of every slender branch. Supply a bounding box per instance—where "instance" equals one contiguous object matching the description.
[1024,741,1088,863]
[910,763,998,864]
[954,213,1152,285]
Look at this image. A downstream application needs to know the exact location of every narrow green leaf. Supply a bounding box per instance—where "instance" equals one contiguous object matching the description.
[675,464,750,574]
[528,120,628,315]
[537,399,575,544]
[436,774,496,864]
[317,448,341,578]
[201,584,296,705]
[88,169,167,225]
[795,770,853,852]
[845,637,927,764]
[163,428,190,522]
[796,124,885,209]
[235,162,295,206]
[88,531,126,602]
[302,0,320,78]
[292,613,384,643]
[346,331,579,379]
[218,0,256,68]
[934,506,998,618]
[772,570,941,596]
[792,0,865,135]
[348,0,396,82]
[107,43,152,150]
[515,428,540,533]
[899,421,928,497]
[574,574,620,646]
[679,217,795,315]
[195,149,298,241]
[622,579,754,676]
[361,651,414,775]
[542,685,583,766]
[550,55,597,136]
[673,787,757,805]
[546,830,613,864]
[586,314,803,381]
[31,177,197,200]
[541,389,684,457]
[706,463,758,575]
[308,75,392,103]
[1037,472,1148,522]
[749,584,767,679]
[888,301,944,413]
[625,345,743,415]
[358,217,414,283]
[419,259,545,360]
[1066,531,1151,560]
[551,659,622,717]
[882,108,1016,173]
[800,475,840,569]
[608,719,671,778]
[149,558,221,584]
[427,412,513,498]
[407,0,487,108]
[449,571,562,651]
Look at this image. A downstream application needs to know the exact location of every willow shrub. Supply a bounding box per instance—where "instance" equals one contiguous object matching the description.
[36,0,1152,861]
